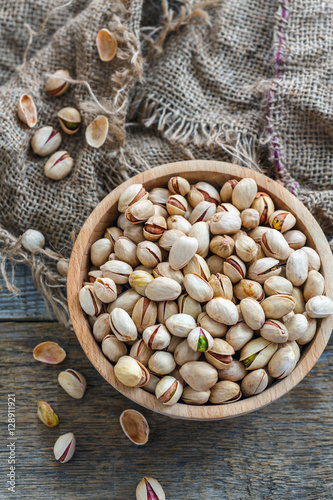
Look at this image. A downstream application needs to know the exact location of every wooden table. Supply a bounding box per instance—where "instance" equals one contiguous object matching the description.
[1,264,332,499]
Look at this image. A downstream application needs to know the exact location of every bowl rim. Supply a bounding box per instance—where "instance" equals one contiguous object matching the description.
[67,160,333,421]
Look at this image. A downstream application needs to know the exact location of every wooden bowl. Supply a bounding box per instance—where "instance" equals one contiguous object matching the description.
[67,161,333,420]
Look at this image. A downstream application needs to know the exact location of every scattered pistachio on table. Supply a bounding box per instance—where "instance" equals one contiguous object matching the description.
[33,341,66,364]
[37,401,59,427]
[53,433,76,463]
[136,477,166,500]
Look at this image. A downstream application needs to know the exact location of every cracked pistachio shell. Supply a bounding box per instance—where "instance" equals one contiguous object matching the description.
[240,337,278,370]
[149,187,171,206]
[148,351,176,375]
[189,200,216,224]
[58,369,86,399]
[108,290,140,316]
[187,181,220,207]
[283,230,306,249]
[251,192,275,224]
[183,254,210,281]
[187,221,210,258]
[157,300,178,324]
[37,401,59,427]
[143,324,171,350]
[261,294,295,319]
[247,242,266,265]
[17,93,37,127]
[248,258,281,283]
[137,240,161,268]
[217,202,241,216]
[286,249,308,286]
[181,386,210,405]
[31,126,62,156]
[174,339,201,365]
[101,260,133,284]
[234,279,264,301]
[302,246,321,271]
[235,235,258,262]
[261,229,291,261]
[306,295,333,318]
[206,297,239,325]
[241,368,270,397]
[21,229,45,252]
[142,371,162,394]
[165,313,196,337]
[209,380,242,404]
[93,313,112,342]
[291,287,305,314]
[129,339,153,366]
[96,28,117,61]
[268,348,297,379]
[44,151,74,180]
[283,313,308,341]
[208,273,233,300]
[120,409,149,445]
[232,178,257,210]
[167,215,191,234]
[143,215,166,241]
[114,356,149,387]
[159,229,185,251]
[168,176,191,196]
[102,334,128,363]
[218,360,247,382]
[197,311,228,338]
[104,226,123,248]
[166,335,183,354]
[118,184,148,213]
[126,199,155,224]
[184,272,214,302]
[53,433,76,464]
[57,107,81,134]
[279,340,300,362]
[220,179,238,202]
[178,294,202,319]
[206,255,224,275]
[263,276,293,296]
[240,208,260,229]
[269,210,296,233]
[166,194,188,216]
[46,70,70,96]
[155,376,183,405]
[110,308,138,341]
[145,277,181,302]
[114,236,139,267]
[153,262,184,287]
[136,477,166,500]
[79,284,102,316]
[225,322,254,351]
[223,255,246,283]
[260,320,289,343]
[204,338,235,369]
[154,204,169,219]
[180,361,218,391]
[297,314,317,345]
[303,270,325,302]
[210,234,235,258]
[210,212,242,235]
[90,238,112,266]
[240,298,265,330]
[247,226,269,243]
[93,277,117,303]
[187,326,214,352]
[129,270,154,296]
[33,341,66,364]
[169,235,198,270]
[132,297,157,334]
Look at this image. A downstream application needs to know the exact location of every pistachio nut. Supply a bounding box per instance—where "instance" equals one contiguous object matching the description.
[188,200,216,224]
[117,212,129,230]
[131,297,157,333]
[129,270,154,296]
[206,255,224,275]
[181,386,210,405]
[148,187,171,206]
[187,327,214,352]
[261,228,291,261]
[92,277,117,303]
[247,226,269,243]
[223,255,246,283]
[220,179,238,202]
[303,270,325,301]
[57,107,81,134]
[129,339,153,366]
[168,176,191,196]
[166,335,183,354]
[136,477,166,500]
[102,334,128,363]
[218,360,247,382]
[187,181,220,207]
[297,314,317,345]
[209,380,242,404]
[136,240,161,268]
[174,339,201,365]
[216,202,241,216]
[283,313,308,341]
[286,249,308,286]
[112,236,138,267]
[247,243,266,265]
[93,312,112,341]
[210,212,242,235]
[205,338,235,369]
[188,221,210,258]
[240,208,260,229]
[268,348,297,379]
[247,257,281,283]
[251,192,275,224]
[225,322,254,350]
[260,319,289,343]
[165,313,196,337]
[110,307,138,341]
[178,294,202,319]
[283,229,306,249]
[142,371,162,394]
[166,194,188,216]
[169,235,198,270]
[104,226,123,248]
[33,341,66,365]
[90,238,112,267]
[159,229,185,251]
[302,246,321,271]
[208,273,233,300]
[261,294,295,319]
[184,272,213,302]
[279,340,301,362]
[306,295,333,318]
[17,93,37,127]
[183,254,210,282]
[239,297,266,330]
[124,224,145,244]
[145,277,181,302]
[269,210,296,233]
[179,361,218,391]
[126,199,155,224]
[37,401,60,428]
[57,259,69,277]
[58,369,86,399]
[96,28,117,61]
[263,276,293,296]
[31,126,62,156]
[44,151,74,180]
[114,356,149,387]
[53,433,76,464]
[290,286,305,314]
[108,288,140,315]
[143,324,171,350]
[45,69,70,96]
[234,279,264,301]
[233,235,257,262]
[153,262,184,287]
[231,177,257,210]
[157,300,178,324]
[118,184,148,213]
[21,229,45,252]
[210,234,235,258]
[101,260,133,284]
[197,311,228,338]
[167,215,191,234]
[120,409,149,446]
[142,215,166,241]
[241,368,270,397]
[148,351,176,375]
[240,337,278,370]
[79,284,102,316]
[206,297,239,325]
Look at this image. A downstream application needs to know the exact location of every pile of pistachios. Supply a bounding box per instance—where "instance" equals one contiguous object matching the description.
[79,176,333,406]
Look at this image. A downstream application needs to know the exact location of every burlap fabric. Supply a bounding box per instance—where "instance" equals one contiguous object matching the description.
[0,0,332,325]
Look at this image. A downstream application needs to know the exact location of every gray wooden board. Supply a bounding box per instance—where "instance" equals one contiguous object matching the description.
[0,321,332,500]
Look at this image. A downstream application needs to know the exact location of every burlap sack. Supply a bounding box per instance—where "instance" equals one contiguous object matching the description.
[0,0,332,326]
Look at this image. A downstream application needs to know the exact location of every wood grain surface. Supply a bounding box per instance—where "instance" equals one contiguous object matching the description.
[0,320,332,500]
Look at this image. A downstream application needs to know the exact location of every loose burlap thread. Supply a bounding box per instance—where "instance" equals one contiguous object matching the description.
[0,0,332,326]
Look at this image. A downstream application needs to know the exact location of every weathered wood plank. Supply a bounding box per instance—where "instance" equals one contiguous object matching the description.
[0,322,332,499]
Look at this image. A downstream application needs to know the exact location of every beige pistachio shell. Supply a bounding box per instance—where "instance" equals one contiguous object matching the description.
[90,238,112,266]
[159,229,185,251]
[286,249,308,286]
[302,246,321,271]
[110,307,138,341]
[37,401,59,427]
[167,215,192,234]
[137,240,161,267]
[31,126,62,156]
[269,210,296,233]
[143,215,167,241]
[206,297,239,325]
[263,276,293,296]
[124,224,145,244]
[241,369,270,397]
[260,320,289,343]
[157,300,178,324]
[187,327,214,352]
[154,262,184,287]
[240,298,265,330]
[93,313,112,342]
[174,339,201,366]
[166,194,188,216]
[220,179,238,202]
[142,324,171,350]
[261,228,291,261]
[291,286,305,314]
[129,339,153,366]
[197,311,228,338]
[58,369,86,399]
[168,176,191,196]
[210,234,234,258]
[268,348,297,379]
[181,386,211,405]
[188,181,220,207]
[118,184,148,213]
[120,409,149,445]
[104,226,123,248]
[204,338,235,369]
[297,314,317,345]
[114,236,139,267]
[148,351,176,375]
[235,235,258,262]
[155,376,183,405]
[57,107,81,134]
[261,294,295,319]
[21,229,45,252]
[179,361,218,391]
[45,70,70,96]
[145,277,181,301]
[131,297,157,334]
[184,272,213,302]
[33,341,66,364]
[218,360,247,382]
[241,208,260,229]
[283,230,307,249]
[303,270,325,301]
[129,270,154,295]
[283,313,308,341]
[209,380,242,404]
[247,257,281,283]
[223,255,246,283]
[189,200,216,224]
[279,340,301,362]
[114,356,149,387]
[93,277,117,303]
[188,221,210,258]
[165,313,196,337]
[44,151,74,180]
[306,295,333,318]
[101,260,133,284]
[225,322,254,351]
[233,279,264,301]
[178,294,202,319]
[240,337,278,370]
[251,192,275,224]
[108,288,140,315]
[17,93,37,127]
[208,273,233,300]
[169,235,198,270]
[53,433,76,464]
[136,477,166,500]
[210,212,241,235]
[96,28,117,61]
[148,187,171,206]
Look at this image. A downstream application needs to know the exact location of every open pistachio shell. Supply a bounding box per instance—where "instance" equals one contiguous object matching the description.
[37,401,59,427]
[53,433,76,464]
[136,477,166,500]
[33,341,66,364]
[57,107,81,135]
[209,380,242,404]
[17,94,37,127]
[96,28,118,61]
[58,369,87,399]
[120,409,149,445]
[85,115,109,148]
